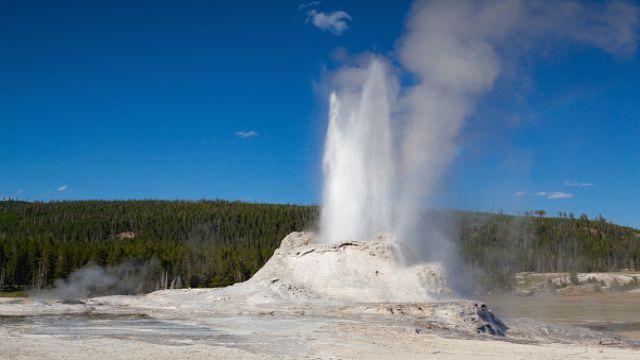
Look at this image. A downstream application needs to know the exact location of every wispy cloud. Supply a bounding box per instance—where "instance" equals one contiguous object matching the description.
[522,180,589,200]
[306,9,352,35]
[547,192,573,199]
[298,1,320,10]
[57,185,68,192]
[563,180,594,188]
[235,130,258,138]
[532,191,573,199]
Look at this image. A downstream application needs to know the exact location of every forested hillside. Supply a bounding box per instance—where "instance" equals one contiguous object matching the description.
[0,200,638,293]
[0,200,316,291]
[454,211,640,291]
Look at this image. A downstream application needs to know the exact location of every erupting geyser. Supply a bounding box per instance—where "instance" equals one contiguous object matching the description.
[318,0,637,256]
[320,60,396,244]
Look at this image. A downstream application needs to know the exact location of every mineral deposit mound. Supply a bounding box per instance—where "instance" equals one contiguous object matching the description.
[243,232,452,304]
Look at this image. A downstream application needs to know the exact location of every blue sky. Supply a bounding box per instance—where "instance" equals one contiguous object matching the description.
[1,1,639,228]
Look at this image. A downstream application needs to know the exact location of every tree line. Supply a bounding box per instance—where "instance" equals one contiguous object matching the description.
[0,200,638,293]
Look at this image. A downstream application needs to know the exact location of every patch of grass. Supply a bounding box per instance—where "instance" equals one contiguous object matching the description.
[0,290,27,298]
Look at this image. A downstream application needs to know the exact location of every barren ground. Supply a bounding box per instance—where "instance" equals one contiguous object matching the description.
[1,296,639,360]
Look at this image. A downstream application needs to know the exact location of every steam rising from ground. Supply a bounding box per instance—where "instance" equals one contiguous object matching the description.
[29,259,181,300]
[320,0,638,258]
[38,264,123,300]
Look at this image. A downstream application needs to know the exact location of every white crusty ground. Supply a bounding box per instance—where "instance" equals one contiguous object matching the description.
[2,317,639,360]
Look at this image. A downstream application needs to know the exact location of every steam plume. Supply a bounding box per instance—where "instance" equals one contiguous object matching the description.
[320,0,638,254]
[29,259,179,300]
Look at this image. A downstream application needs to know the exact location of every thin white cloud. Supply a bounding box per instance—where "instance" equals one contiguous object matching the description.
[532,191,573,199]
[57,185,68,192]
[563,180,594,188]
[298,1,320,10]
[513,191,526,197]
[547,192,573,199]
[235,130,258,138]
[306,9,352,35]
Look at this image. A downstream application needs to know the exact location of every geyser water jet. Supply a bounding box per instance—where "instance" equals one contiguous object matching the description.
[320,60,396,243]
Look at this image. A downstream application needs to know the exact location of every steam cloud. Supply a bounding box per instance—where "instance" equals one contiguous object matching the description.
[35,264,124,300]
[320,0,638,258]
[29,259,179,300]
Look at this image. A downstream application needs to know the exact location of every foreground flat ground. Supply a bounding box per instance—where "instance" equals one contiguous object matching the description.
[1,315,638,360]
[1,294,639,360]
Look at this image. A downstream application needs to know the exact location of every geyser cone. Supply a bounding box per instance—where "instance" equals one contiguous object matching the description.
[244,232,452,304]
